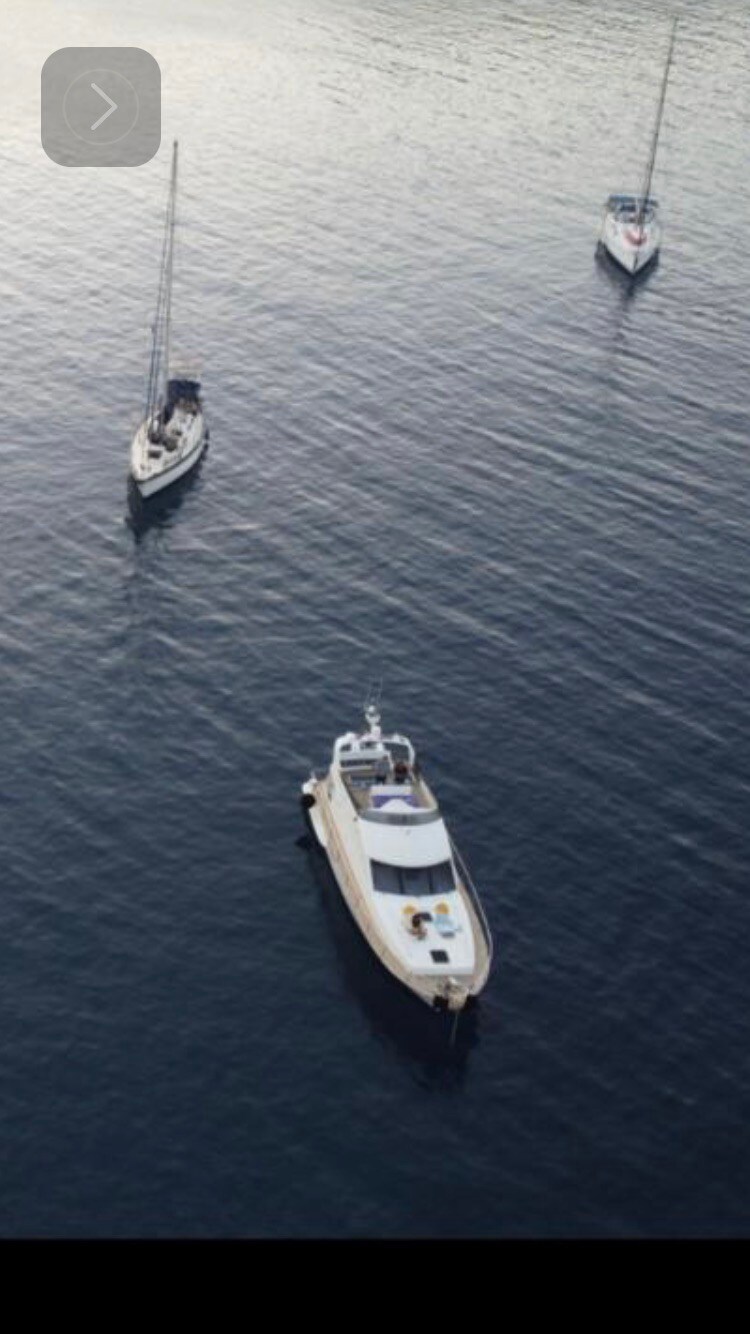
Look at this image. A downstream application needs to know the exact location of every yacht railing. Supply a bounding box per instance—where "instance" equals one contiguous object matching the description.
[450,836,494,963]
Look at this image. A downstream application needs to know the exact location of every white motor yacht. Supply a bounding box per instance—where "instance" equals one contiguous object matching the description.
[130,140,208,499]
[302,704,493,1012]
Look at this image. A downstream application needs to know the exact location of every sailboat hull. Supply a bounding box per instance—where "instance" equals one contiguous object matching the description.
[601,208,661,277]
[599,20,676,281]
[130,409,207,498]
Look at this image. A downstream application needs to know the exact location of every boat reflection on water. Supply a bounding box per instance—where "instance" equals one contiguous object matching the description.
[595,238,660,298]
[298,831,482,1085]
[594,241,657,398]
[125,451,207,540]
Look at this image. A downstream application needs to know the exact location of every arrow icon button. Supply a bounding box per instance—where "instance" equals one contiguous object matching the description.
[90,82,117,130]
[44,49,160,165]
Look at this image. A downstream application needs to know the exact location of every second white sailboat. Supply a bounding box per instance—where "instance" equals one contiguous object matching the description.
[130,140,208,499]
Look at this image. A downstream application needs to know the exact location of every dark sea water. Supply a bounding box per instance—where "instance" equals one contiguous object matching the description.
[1,0,749,1237]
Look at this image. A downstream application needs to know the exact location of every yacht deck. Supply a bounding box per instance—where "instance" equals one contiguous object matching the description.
[341,768,437,818]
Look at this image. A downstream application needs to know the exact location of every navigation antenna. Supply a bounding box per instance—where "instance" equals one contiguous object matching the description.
[363,678,383,738]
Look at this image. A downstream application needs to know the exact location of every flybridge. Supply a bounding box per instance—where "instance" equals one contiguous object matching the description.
[334,735,416,777]
[335,721,441,825]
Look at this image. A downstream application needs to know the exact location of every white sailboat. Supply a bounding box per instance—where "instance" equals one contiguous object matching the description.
[130,140,208,499]
[302,703,493,1012]
[600,17,678,277]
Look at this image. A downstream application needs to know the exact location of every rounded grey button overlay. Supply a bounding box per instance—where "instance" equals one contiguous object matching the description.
[41,48,161,168]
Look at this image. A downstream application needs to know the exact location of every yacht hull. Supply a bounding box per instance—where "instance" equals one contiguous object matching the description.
[302,776,491,1012]
[130,413,207,499]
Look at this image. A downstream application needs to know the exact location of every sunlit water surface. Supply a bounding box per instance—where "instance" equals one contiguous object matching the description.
[0,0,748,1236]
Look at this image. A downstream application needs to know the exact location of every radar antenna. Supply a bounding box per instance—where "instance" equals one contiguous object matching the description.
[363,678,383,738]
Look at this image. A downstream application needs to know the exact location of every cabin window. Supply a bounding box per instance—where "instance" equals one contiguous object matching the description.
[370,860,455,896]
[371,861,401,894]
[426,861,455,894]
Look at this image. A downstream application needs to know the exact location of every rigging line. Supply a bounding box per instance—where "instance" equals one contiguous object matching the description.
[637,14,679,229]
[163,140,179,401]
[143,143,177,422]
[144,211,170,420]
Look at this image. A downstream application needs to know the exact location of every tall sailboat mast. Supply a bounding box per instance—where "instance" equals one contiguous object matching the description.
[637,17,678,227]
[144,139,179,425]
[163,139,178,401]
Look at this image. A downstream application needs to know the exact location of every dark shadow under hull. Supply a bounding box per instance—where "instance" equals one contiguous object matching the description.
[126,438,209,538]
[596,239,660,286]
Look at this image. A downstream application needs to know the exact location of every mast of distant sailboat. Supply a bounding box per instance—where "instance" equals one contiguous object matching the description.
[144,140,179,427]
[636,17,678,228]
[163,140,178,402]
